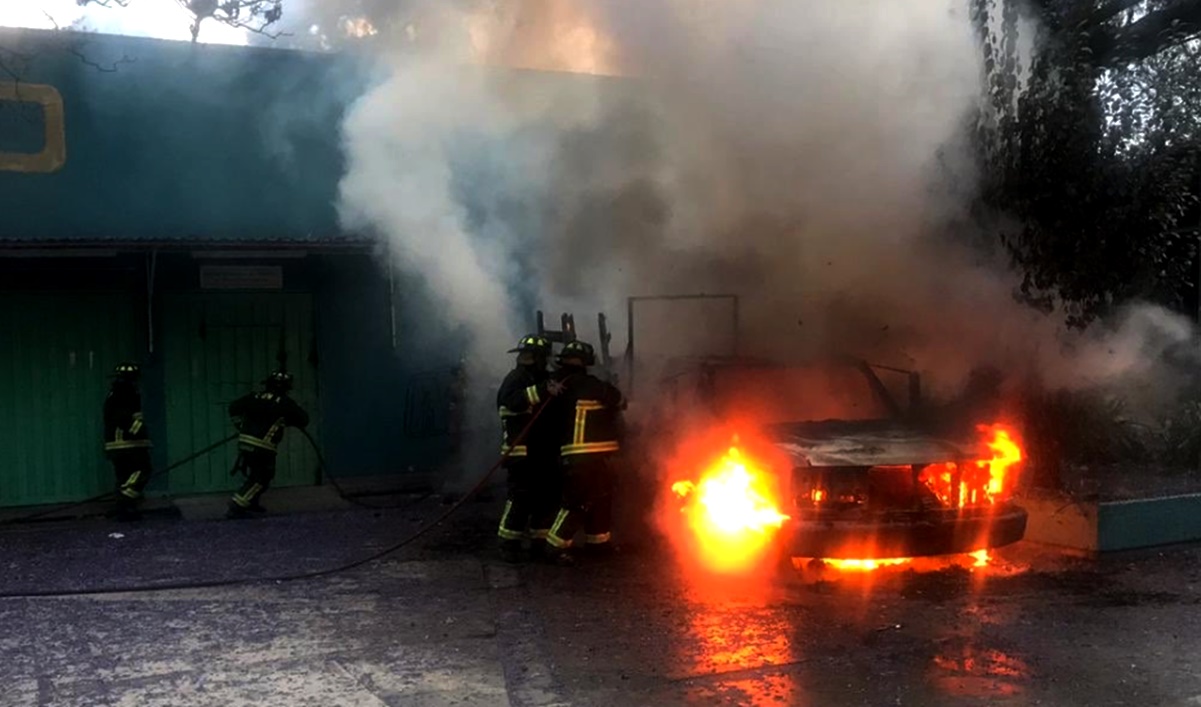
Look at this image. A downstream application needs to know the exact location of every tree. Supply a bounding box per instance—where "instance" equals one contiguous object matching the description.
[77,0,283,43]
[973,0,1201,327]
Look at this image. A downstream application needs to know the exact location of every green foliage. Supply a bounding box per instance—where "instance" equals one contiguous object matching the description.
[971,0,1201,328]
[1019,389,1147,469]
[1016,388,1201,482]
[1150,399,1201,466]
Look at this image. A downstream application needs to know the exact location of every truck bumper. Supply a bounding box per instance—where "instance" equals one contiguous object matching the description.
[781,503,1028,559]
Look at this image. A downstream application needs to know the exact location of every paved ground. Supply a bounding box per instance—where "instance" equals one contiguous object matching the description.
[2,495,1201,706]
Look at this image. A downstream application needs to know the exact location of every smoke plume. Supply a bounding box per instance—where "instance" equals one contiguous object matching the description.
[335,0,1200,454]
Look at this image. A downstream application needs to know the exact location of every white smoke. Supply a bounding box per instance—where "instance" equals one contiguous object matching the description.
[334,0,1201,452]
[335,3,621,488]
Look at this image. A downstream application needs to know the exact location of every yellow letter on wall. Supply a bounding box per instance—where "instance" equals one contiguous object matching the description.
[0,82,66,173]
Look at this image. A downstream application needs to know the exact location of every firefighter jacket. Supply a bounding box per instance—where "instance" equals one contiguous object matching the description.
[103,384,151,454]
[229,391,309,454]
[496,365,554,458]
[553,368,625,458]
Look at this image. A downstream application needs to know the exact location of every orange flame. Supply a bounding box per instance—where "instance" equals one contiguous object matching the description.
[821,557,911,572]
[809,549,992,574]
[918,424,1024,510]
[979,424,1021,500]
[672,445,790,574]
[463,0,622,76]
[669,424,1022,576]
[814,424,1021,573]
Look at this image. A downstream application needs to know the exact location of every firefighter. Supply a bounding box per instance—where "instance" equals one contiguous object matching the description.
[103,362,153,521]
[546,340,626,564]
[496,334,559,562]
[225,371,309,519]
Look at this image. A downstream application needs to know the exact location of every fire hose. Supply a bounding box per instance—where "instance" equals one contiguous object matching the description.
[297,428,433,510]
[0,397,550,599]
[0,434,240,526]
[1,424,432,527]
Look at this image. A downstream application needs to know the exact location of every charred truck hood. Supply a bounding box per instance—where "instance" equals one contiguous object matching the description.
[764,420,987,468]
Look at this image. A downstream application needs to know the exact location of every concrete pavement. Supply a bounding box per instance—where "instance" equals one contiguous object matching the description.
[2,497,1201,706]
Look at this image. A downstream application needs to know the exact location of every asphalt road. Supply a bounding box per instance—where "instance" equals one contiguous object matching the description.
[1,497,1200,706]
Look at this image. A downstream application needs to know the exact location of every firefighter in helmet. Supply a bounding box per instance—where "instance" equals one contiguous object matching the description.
[546,340,626,564]
[226,370,309,519]
[103,362,153,521]
[496,334,560,562]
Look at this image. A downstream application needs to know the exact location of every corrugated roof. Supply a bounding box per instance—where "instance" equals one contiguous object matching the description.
[0,236,375,249]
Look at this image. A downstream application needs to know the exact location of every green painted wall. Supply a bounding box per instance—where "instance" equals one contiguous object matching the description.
[0,292,138,506]
[0,28,366,243]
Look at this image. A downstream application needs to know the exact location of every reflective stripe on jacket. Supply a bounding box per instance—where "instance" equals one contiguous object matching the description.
[497,365,551,458]
[554,370,624,457]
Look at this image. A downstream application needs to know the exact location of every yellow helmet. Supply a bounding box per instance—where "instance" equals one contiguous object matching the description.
[111,362,141,380]
[557,340,596,366]
[508,334,552,357]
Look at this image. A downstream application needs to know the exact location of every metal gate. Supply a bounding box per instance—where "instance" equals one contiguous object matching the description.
[163,293,319,494]
[0,293,138,507]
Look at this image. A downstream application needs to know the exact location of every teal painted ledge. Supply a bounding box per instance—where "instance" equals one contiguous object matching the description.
[1018,490,1201,554]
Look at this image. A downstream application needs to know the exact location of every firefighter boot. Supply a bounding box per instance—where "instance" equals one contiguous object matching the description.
[548,548,575,566]
[225,495,266,520]
[499,539,524,564]
[225,501,255,520]
[112,496,143,523]
[527,537,549,561]
[228,477,269,519]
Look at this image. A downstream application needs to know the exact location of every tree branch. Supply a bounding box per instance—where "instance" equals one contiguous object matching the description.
[217,9,292,41]
[1023,0,1066,32]
[223,19,291,40]
[1091,0,1201,66]
[1087,0,1148,26]
[173,0,287,43]
[0,46,31,83]
[68,46,136,73]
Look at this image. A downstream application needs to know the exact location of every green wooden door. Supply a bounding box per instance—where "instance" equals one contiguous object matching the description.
[0,293,138,507]
[163,293,320,494]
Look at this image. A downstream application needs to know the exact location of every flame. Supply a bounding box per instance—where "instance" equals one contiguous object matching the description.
[919,425,1024,509]
[979,424,1021,500]
[807,549,993,574]
[672,445,790,574]
[821,557,911,572]
[669,423,1021,576]
[343,17,378,38]
[464,0,622,76]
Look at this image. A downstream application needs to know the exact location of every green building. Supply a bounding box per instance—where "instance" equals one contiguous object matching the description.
[0,28,459,507]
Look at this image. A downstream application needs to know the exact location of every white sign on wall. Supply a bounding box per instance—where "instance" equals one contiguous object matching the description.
[199,265,284,290]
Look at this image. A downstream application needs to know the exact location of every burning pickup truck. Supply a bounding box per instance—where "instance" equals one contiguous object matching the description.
[645,355,1028,571]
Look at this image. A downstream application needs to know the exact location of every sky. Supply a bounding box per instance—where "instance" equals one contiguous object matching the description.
[0,0,249,45]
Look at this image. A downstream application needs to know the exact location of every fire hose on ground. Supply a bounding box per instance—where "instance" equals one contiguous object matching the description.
[0,400,549,600]
[1,424,433,527]
[297,428,434,510]
[0,434,240,527]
